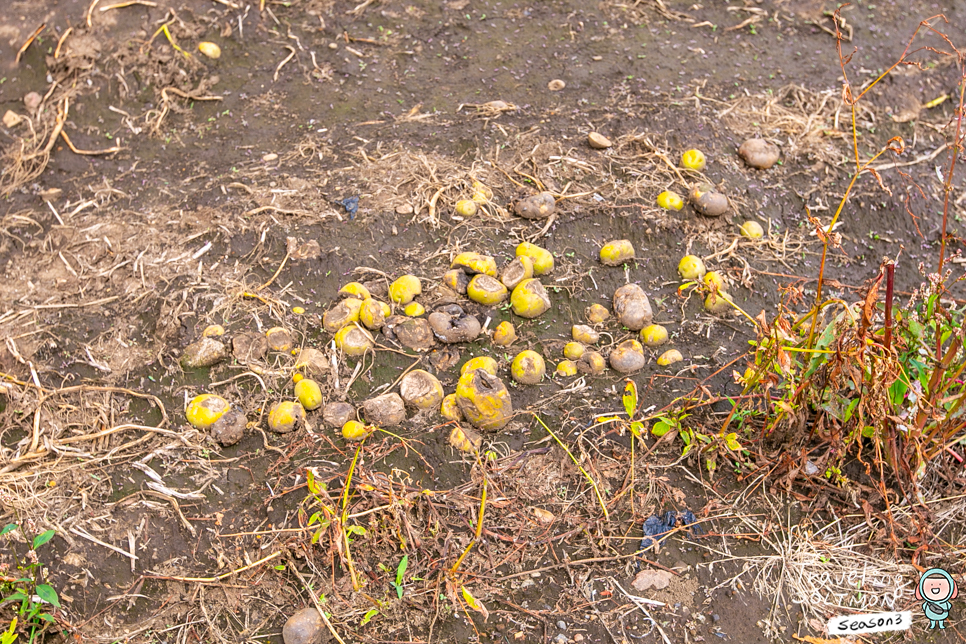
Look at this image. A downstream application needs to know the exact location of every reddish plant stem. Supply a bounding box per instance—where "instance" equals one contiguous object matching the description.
[884,262,895,351]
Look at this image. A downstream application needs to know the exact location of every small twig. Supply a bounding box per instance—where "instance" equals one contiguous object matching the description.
[274,46,296,82]
[16,23,46,63]
[60,130,122,156]
[54,27,72,59]
[70,526,139,562]
[100,0,158,11]
[257,252,290,291]
[145,550,281,583]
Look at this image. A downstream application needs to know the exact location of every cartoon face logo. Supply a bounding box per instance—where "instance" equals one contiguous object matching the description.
[916,568,958,630]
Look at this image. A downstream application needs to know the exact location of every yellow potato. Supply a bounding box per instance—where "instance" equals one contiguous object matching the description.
[339,282,371,300]
[563,342,585,360]
[460,356,499,376]
[555,360,577,377]
[640,324,669,347]
[678,255,707,280]
[323,297,363,333]
[510,279,551,318]
[515,242,554,275]
[441,394,463,422]
[198,41,222,59]
[491,321,517,346]
[740,221,764,239]
[455,369,513,431]
[295,379,324,411]
[455,200,479,217]
[656,190,684,211]
[404,301,425,316]
[657,349,684,366]
[342,419,373,441]
[334,325,373,356]
[467,275,508,305]
[599,239,635,266]
[451,252,498,277]
[389,275,422,304]
[511,350,546,385]
[449,425,482,454]
[268,401,305,433]
[185,394,229,430]
[585,303,609,324]
[681,148,706,171]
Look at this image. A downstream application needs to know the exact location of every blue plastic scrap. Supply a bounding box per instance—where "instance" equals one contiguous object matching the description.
[639,510,702,551]
[337,196,359,216]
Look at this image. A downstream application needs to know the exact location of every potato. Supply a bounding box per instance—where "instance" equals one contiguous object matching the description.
[467,275,508,306]
[210,410,246,446]
[577,351,607,375]
[703,271,725,292]
[389,275,422,304]
[588,132,612,149]
[515,242,554,275]
[680,148,706,171]
[452,252,498,277]
[740,221,764,239]
[455,369,513,431]
[656,190,684,211]
[599,239,635,266]
[449,425,482,454]
[359,299,388,330]
[202,324,225,338]
[510,350,546,385]
[572,324,599,344]
[198,41,222,59]
[640,324,669,347]
[513,192,556,219]
[678,255,707,280]
[657,349,684,366]
[385,316,436,351]
[442,269,471,294]
[704,290,734,316]
[266,327,294,352]
[461,356,498,376]
[491,321,517,346]
[323,297,363,333]
[186,394,230,430]
[334,325,373,356]
[295,379,324,411]
[455,200,479,217]
[294,348,329,376]
[609,339,646,374]
[181,337,228,369]
[563,342,585,360]
[613,284,653,330]
[555,360,578,377]
[342,419,373,441]
[510,279,551,318]
[363,393,406,427]
[500,256,534,290]
[441,394,463,422]
[404,301,426,317]
[268,401,305,433]
[338,282,371,300]
[399,369,444,410]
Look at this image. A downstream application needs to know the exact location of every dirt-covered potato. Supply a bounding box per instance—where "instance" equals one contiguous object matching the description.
[268,401,305,433]
[513,191,556,219]
[585,303,610,324]
[500,256,533,290]
[363,393,407,427]
[389,275,422,304]
[599,239,635,266]
[266,327,294,352]
[186,394,230,429]
[609,339,646,374]
[181,337,228,369]
[455,369,513,431]
[283,607,325,644]
[442,269,471,294]
[704,290,734,315]
[441,394,462,422]
[640,324,669,347]
[455,199,478,217]
[516,242,554,275]
[467,275,508,305]
[334,325,373,356]
[703,271,725,292]
[428,305,482,343]
[203,324,225,338]
[233,332,269,362]
[461,356,498,376]
[399,369,444,410]
[385,316,436,351]
[511,350,546,385]
[613,284,653,330]
[572,324,599,344]
[492,321,517,346]
[323,297,363,333]
[689,183,729,217]
[449,425,482,454]
[577,351,607,375]
[210,409,246,446]
[295,378,323,411]
[359,298,388,330]
[588,132,612,149]
[657,349,684,366]
[564,342,585,360]
[294,348,330,376]
[738,138,780,170]
[322,402,354,428]
[510,279,551,318]
[452,252,498,277]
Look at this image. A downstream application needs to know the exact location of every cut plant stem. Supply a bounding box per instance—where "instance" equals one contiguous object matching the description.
[341,437,366,591]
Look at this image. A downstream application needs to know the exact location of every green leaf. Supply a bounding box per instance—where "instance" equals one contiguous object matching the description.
[629,421,644,438]
[395,582,404,600]
[395,555,408,587]
[888,380,908,407]
[0,524,17,536]
[307,469,321,495]
[651,421,672,437]
[6,591,27,604]
[843,398,860,423]
[32,530,55,549]
[347,525,367,537]
[35,584,60,608]
[360,609,379,626]
[37,613,54,623]
[725,433,741,452]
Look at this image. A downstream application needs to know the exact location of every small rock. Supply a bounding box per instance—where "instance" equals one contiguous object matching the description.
[587,132,612,149]
[737,138,780,170]
[557,621,568,630]
[2,110,22,128]
[23,92,42,112]
[262,153,279,162]
[548,79,566,91]
[574,635,584,642]
[632,568,673,591]
[282,607,325,644]
[363,393,406,427]
[396,203,414,215]
[712,613,721,623]
[322,402,354,428]
[181,337,228,369]
[554,634,567,644]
